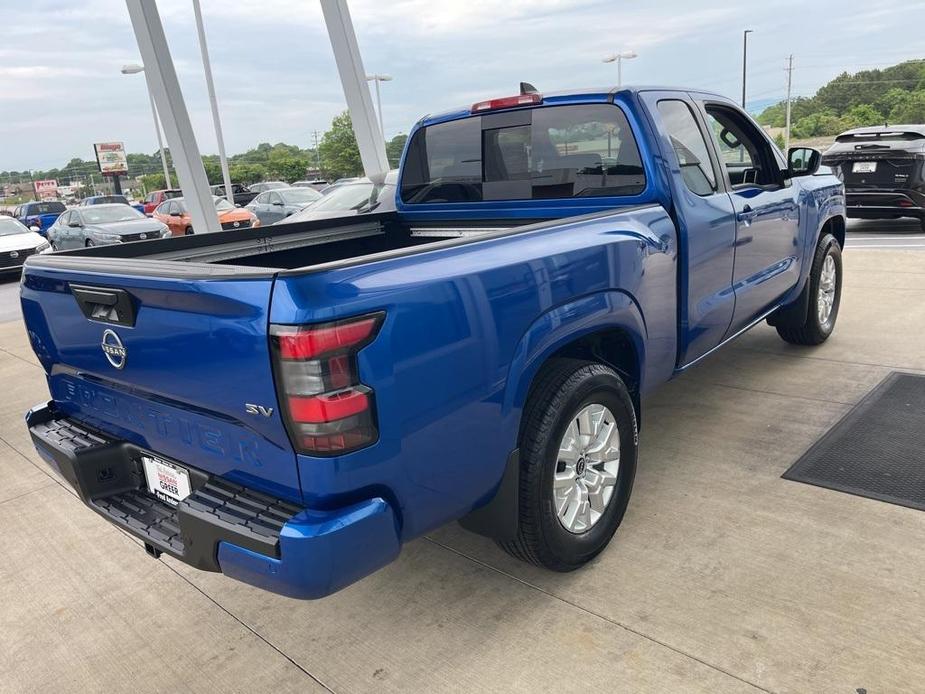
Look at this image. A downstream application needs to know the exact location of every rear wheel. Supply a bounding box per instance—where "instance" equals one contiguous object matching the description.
[498,359,637,571]
[85,239,94,247]
[185,226,194,236]
[774,233,842,345]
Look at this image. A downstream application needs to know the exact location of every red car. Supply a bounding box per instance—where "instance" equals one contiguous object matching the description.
[142,189,182,216]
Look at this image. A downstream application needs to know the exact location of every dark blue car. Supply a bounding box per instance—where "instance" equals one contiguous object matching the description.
[14,200,66,236]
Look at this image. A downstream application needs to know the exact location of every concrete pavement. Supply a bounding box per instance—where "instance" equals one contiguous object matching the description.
[1,245,924,693]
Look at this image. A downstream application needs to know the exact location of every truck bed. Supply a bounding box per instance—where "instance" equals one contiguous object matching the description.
[27,211,532,275]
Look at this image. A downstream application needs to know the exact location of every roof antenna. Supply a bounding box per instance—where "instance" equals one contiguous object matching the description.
[520,82,539,95]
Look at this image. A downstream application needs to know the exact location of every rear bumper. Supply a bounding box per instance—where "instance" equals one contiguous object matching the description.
[26,402,400,599]
[846,190,925,219]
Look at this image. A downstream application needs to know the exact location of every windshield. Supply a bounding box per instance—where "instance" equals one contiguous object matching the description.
[29,202,66,215]
[214,198,235,212]
[0,217,30,237]
[90,195,129,205]
[280,188,322,204]
[306,182,380,212]
[81,206,144,224]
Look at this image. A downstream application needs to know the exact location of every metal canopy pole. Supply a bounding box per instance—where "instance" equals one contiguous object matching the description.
[192,0,235,206]
[320,0,390,183]
[125,0,220,234]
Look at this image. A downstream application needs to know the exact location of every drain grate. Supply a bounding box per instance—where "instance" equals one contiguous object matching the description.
[783,372,925,510]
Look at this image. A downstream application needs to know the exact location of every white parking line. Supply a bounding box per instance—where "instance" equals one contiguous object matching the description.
[848,236,925,241]
[847,244,925,249]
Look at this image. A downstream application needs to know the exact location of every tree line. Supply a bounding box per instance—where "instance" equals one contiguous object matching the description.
[2,111,408,193]
[758,59,925,139]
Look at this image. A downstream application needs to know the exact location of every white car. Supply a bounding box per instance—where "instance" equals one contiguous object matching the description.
[0,216,50,274]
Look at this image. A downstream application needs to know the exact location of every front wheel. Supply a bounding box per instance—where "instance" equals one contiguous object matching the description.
[774,233,842,345]
[498,359,638,571]
[184,226,194,236]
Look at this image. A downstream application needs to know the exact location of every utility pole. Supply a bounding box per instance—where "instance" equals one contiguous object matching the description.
[784,54,794,151]
[741,29,753,109]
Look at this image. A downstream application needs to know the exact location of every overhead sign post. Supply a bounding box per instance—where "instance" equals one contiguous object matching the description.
[320,0,390,183]
[124,0,220,234]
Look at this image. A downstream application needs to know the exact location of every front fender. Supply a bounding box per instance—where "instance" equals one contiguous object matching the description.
[502,289,647,418]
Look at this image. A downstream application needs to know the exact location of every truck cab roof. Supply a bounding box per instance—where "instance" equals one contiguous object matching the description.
[418,85,729,127]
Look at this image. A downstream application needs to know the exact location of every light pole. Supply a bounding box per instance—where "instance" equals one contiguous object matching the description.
[365,74,392,140]
[602,50,637,88]
[192,0,234,205]
[741,29,753,109]
[122,63,172,188]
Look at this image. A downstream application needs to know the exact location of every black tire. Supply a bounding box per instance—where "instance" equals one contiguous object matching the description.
[498,359,638,571]
[85,239,94,247]
[185,226,194,236]
[774,233,842,345]
[919,217,925,232]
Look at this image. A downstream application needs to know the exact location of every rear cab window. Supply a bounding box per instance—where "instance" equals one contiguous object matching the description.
[400,103,646,204]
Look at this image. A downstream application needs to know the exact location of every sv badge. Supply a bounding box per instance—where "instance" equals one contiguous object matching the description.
[245,403,274,417]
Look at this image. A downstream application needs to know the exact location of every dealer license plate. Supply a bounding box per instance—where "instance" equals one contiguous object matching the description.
[142,455,192,505]
[852,161,877,173]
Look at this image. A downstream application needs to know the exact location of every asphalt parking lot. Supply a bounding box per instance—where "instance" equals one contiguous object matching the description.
[2,221,925,693]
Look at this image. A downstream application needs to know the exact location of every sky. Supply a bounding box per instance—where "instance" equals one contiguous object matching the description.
[2,0,925,173]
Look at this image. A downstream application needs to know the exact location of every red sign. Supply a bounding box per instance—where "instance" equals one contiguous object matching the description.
[33,180,58,199]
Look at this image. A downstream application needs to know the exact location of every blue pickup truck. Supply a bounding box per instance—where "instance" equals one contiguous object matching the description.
[21,87,845,599]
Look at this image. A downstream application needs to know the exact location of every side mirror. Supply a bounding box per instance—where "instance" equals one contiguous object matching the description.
[68,221,82,228]
[272,200,284,206]
[787,147,821,178]
[29,226,41,232]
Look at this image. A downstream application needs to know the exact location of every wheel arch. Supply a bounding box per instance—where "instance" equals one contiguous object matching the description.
[503,290,646,429]
[821,214,846,249]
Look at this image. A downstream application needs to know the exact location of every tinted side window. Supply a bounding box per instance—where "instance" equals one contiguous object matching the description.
[400,104,645,203]
[657,100,716,196]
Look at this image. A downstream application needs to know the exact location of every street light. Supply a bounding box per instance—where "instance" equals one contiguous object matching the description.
[365,74,393,140]
[121,63,172,188]
[741,29,753,108]
[602,50,637,88]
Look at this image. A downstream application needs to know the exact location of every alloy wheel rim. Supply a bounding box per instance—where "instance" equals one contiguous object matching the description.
[817,253,837,326]
[554,403,620,534]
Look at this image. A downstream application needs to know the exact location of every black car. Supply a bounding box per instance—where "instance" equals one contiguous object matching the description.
[210,183,257,207]
[822,125,925,229]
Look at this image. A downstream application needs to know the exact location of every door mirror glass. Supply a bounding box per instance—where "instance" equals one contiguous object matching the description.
[787,147,821,177]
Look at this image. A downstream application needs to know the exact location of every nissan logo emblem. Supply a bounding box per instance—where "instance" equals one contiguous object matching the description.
[140,233,147,240]
[233,221,240,228]
[101,329,127,369]
[10,251,19,259]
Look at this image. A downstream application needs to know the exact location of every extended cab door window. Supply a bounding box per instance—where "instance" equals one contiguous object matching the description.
[400,103,645,203]
[656,100,718,196]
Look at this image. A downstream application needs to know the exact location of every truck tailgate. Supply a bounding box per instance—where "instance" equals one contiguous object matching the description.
[20,259,301,503]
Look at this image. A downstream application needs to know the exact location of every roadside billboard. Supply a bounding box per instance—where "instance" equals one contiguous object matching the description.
[94,142,128,175]
[33,179,58,199]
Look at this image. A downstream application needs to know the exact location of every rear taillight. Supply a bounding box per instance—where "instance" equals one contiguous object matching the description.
[271,312,384,455]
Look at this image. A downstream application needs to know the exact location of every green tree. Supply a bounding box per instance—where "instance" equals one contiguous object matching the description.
[319,111,362,179]
[229,163,266,185]
[140,173,166,193]
[773,132,786,151]
[841,104,883,129]
[202,158,223,185]
[386,133,408,168]
[887,91,925,123]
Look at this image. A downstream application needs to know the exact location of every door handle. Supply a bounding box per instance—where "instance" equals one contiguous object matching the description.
[736,205,758,224]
